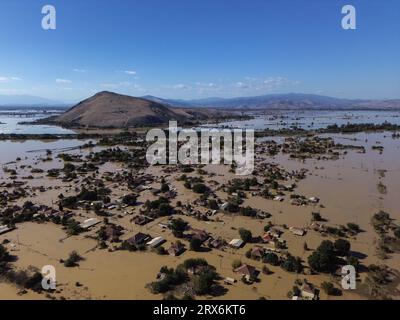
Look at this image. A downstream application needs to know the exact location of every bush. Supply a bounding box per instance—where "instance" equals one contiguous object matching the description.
[64,251,83,267]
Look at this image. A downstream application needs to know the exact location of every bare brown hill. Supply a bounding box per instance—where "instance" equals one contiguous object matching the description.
[49,91,223,128]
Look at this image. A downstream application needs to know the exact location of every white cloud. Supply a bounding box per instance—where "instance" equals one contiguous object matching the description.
[56,79,72,84]
[73,68,86,73]
[124,70,137,75]
[0,76,22,82]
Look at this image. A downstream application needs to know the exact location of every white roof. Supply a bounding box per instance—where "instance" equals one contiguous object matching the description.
[229,238,244,247]
[146,236,165,247]
[0,225,11,234]
[79,218,101,229]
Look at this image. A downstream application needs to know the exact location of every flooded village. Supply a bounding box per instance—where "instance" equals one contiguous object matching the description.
[1,109,400,300]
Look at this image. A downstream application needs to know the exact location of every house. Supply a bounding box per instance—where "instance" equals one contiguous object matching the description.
[224,277,236,285]
[158,222,169,229]
[267,228,282,239]
[251,246,265,260]
[187,265,208,276]
[127,232,150,246]
[290,227,306,236]
[220,202,229,211]
[104,225,121,242]
[132,215,152,226]
[273,196,284,202]
[167,242,185,256]
[234,264,259,281]
[308,197,320,204]
[79,218,100,229]
[0,225,13,235]
[190,229,209,243]
[146,236,166,248]
[208,237,225,249]
[262,233,275,244]
[301,283,318,300]
[229,238,244,249]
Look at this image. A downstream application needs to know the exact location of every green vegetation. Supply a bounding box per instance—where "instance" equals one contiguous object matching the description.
[63,251,84,267]
[238,228,252,243]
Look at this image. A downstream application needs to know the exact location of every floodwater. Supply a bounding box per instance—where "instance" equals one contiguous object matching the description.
[201,110,400,130]
[1,110,400,300]
[0,113,74,135]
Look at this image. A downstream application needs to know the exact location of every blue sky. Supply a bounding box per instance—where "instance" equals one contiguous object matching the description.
[0,0,399,102]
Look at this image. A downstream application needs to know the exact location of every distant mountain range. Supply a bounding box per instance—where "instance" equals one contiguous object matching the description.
[2,92,400,110]
[142,93,400,110]
[0,94,66,107]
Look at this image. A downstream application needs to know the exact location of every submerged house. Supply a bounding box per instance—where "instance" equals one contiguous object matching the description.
[290,227,306,236]
[229,238,244,249]
[79,218,100,230]
[0,225,13,235]
[234,264,259,281]
[190,229,209,243]
[146,236,165,248]
[301,283,318,300]
[167,242,185,256]
[127,232,151,246]
[132,215,152,226]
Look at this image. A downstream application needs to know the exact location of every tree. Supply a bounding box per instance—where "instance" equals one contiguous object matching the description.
[208,199,219,210]
[192,183,207,194]
[334,239,351,257]
[281,254,302,273]
[193,269,217,295]
[0,244,10,266]
[321,281,336,295]
[347,223,360,233]
[308,240,336,272]
[121,193,138,206]
[158,203,173,216]
[263,252,279,266]
[170,218,188,238]
[239,228,252,243]
[161,183,170,193]
[190,238,202,252]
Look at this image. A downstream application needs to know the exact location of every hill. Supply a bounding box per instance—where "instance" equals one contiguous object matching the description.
[46,91,225,128]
